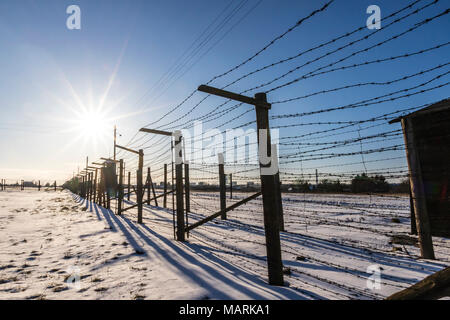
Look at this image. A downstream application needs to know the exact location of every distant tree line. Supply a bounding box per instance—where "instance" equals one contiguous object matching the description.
[287,174,410,194]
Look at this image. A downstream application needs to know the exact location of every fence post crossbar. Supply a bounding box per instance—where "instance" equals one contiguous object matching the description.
[186,192,262,232]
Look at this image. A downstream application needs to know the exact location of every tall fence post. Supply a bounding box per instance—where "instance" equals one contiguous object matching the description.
[118,159,124,215]
[185,163,190,213]
[87,174,91,201]
[196,84,284,285]
[93,169,98,205]
[401,118,435,259]
[174,132,185,241]
[254,92,284,286]
[38,180,41,191]
[127,171,131,201]
[163,164,168,208]
[218,153,226,220]
[147,167,151,205]
[84,176,87,198]
[89,173,93,200]
[137,149,144,223]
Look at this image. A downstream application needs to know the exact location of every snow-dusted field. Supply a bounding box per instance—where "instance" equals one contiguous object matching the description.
[0,189,449,300]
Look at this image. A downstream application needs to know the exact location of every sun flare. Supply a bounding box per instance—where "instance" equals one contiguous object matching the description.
[76,110,110,140]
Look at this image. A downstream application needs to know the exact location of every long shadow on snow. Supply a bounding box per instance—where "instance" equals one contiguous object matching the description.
[179,209,445,281]
[86,201,311,299]
[122,213,308,299]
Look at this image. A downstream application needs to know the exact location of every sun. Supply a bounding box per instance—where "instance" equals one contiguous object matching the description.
[76,109,110,140]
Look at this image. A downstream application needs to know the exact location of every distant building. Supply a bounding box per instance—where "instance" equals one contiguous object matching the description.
[23,181,36,187]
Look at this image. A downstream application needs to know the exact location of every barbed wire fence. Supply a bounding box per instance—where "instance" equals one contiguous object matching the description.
[0,178,58,192]
[63,0,450,292]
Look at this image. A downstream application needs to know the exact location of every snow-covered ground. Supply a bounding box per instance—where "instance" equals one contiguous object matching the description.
[0,189,449,300]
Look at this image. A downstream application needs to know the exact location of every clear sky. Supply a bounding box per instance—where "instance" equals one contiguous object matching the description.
[0,0,449,184]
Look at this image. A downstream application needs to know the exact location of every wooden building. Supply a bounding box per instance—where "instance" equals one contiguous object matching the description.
[390,99,450,246]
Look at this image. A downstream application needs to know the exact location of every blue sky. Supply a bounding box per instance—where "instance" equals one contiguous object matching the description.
[0,0,448,183]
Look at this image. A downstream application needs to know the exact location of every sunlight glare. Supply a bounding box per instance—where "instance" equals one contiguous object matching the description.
[76,110,110,140]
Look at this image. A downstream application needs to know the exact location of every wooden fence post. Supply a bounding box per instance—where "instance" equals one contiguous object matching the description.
[90,173,94,200]
[106,169,110,209]
[196,84,284,285]
[164,164,168,208]
[387,266,450,300]
[93,169,98,204]
[146,167,150,205]
[89,173,93,200]
[174,133,185,241]
[185,163,190,213]
[118,159,123,215]
[38,180,41,191]
[401,118,435,259]
[218,154,226,220]
[87,175,90,199]
[137,149,144,223]
[127,171,131,201]
[254,92,284,286]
